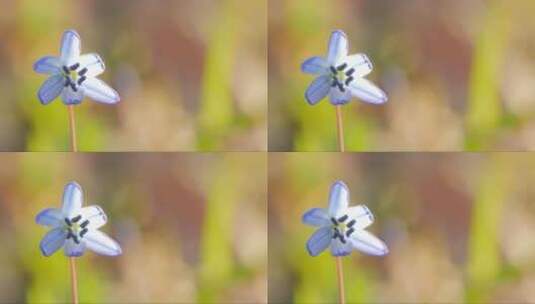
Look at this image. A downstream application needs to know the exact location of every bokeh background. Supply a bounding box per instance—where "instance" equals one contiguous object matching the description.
[0,0,266,151]
[269,153,535,303]
[269,0,535,151]
[0,153,266,303]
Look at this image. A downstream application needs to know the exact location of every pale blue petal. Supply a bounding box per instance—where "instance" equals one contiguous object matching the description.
[78,53,105,77]
[61,86,84,105]
[329,87,351,105]
[80,205,107,229]
[33,56,61,74]
[84,230,122,256]
[306,226,332,257]
[301,56,329,75]
[82,78,120,104]
[62,182,83,218]
[328,181,349,217]
[327,30,348,65]
[36,208,64,227]
[348,78,388,104]
[38,75,64,105]
[40,228,67,257]
[330,238,352,256]
[346,205,374,229]
[305,75,331,105]
[349,230,388,256]
[302,208,330,227]
[60,30,81,65]
[345,53,373,77]
[64,239,86,257]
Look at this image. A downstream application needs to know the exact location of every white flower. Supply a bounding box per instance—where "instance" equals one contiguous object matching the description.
[33,29,120,105]
[301,30,388,105]
[302,181,388,257]
[36,182,122,257]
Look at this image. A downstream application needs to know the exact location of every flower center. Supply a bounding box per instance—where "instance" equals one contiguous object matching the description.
[62,63,88,93]
[64,214,90,244]
[330,63,356,93]
[331,214,357,244]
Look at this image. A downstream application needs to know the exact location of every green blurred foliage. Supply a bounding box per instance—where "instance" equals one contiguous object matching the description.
[269,0,535,151]
[0,153,266,303]
[1,0,266,151]
[269,153,535,303]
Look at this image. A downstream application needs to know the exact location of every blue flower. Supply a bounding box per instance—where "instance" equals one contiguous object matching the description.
[36,182,122,257]
[301,30,388,105]
[33,30,120,105]
[303,180,388,257]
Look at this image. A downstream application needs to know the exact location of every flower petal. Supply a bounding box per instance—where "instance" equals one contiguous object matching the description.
[306,226,332,257]
[82,78,120,104]
[60,30,81,65]
[345,53,373,77]
[346,205,374,229]
[348,78,388,104]
[36,208,64,227]
[78,53,105,77]
[327,181,349,217]
[330,238,352,256]
[305,75,331,105]
[84,230,122,256]
[62,182,83,218]
[302,208,330,227]
[328,87,351,105]
[40,228,67,257]
[349,230,389,256]
[38,75,64,105]
[33,56,61,74]
[61,86,85,105]
[80,205,107,230]
[327,30,348,65]
[64,239,86,257]
[301,56,329,75]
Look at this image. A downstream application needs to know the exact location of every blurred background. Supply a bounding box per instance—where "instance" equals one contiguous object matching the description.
[269,153,535,303]
[269,0,535,151]
[0,0,266,151]
[0,153,266,303]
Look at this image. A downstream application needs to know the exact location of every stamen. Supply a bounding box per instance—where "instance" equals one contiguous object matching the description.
[346,228,355,237]
[331,80,338,87]
[73,235,80,244]
[77,76,87,85]
[336,63,348,71]
[78,68,88,76]
[347,219,356,228]
[80,220,90,229]
[337,215,348,222]
[64,78,71,87]
[339,235,346,244]
[331,218,338,226]
[69,63,80,71]
[330,66,337,75]
[62,66,70,74]
[345,68,355,76]
[64,218,72,226]
[71,215,82,223]
[70,83,78,92]
[337,82,345,92]
[345,77,354,86]
[333,228,340,239]
[80,228,88,237]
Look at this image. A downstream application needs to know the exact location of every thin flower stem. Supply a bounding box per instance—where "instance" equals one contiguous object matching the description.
[68,105,78,152]
[69,257,79,304]
[335,256,345,304]
[335,105,345,152]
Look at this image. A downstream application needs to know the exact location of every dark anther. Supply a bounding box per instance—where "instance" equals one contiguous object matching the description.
[337,82,345,92]
[69,63,80,71]
[64,218,72,226]
[64,78,71,87]
[330,66,337,75]
[347,219,356,228]
[331,80,338,87]
[78,68,88,76]
[336,63,348,71]
[80,228,88,237]
[333,228,340,239]
[345,68,355,76]
[62,66,70,74]
[71,215,82,223]
[346,228,355,237]
[70,83,78,92]
[345,77,354,86]
[77,76,87,85]
[66,231,73,239]
[339,235,346,244]
[337,214,348,222]
[331,218,338,226]
[73,235,80,244]
[80,220,90,229]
